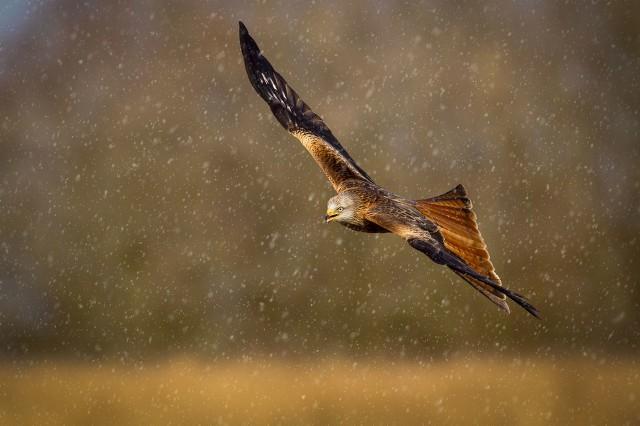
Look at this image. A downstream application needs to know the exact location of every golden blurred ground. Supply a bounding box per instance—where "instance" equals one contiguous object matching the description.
[0,357,636,425]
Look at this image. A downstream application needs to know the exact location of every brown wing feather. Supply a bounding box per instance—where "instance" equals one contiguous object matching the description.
[239,22,373,191]
[364,195,440,239]
[415,184,509,312]
[292,131,370,191]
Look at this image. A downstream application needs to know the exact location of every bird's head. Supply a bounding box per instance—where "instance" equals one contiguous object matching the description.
[325,192,359,224]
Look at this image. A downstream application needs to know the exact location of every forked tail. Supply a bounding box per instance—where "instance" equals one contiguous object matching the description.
[415,184,539,318]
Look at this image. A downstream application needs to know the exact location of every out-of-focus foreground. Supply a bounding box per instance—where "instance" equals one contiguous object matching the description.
[0,358,638,425]
[1,0,639,423]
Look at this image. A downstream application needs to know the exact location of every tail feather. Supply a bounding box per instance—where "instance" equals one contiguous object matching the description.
[440,248,540,319]
[415,185,506,307]
[415,185,540,318]
[453,272,510,314]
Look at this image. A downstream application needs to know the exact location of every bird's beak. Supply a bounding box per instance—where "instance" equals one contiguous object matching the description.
[324,209,338,223]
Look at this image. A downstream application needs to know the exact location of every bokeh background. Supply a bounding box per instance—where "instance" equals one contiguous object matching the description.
[0,0,639,424]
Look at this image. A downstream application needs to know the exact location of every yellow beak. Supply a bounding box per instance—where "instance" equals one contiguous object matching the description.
[324,209,339,223]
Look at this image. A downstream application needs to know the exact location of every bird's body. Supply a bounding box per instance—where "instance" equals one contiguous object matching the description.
[332,181,431,237]
[239,22,539,318]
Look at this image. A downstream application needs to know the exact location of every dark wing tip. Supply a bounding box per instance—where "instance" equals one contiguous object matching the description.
[503,288,542,319]
[239,22,252,48]
[238,22,271,100]
[239,21,259,59]
[237,21,376,186]
[238,21,294,132]
[421,242,541,319]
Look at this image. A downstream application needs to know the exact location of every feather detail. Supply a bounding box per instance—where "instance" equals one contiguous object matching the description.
[239,21,374,191]
[415,185,509,312]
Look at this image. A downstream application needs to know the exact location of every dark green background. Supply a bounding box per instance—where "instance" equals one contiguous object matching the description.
[1,0,638,360]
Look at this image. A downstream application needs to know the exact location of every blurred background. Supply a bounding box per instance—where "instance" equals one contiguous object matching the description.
[0,0,639,424]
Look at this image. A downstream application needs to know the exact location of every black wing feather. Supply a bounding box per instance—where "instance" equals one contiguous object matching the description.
[239,21,374,184]
[408,238,541,319]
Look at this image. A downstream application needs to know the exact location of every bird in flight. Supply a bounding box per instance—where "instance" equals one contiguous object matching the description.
[239,22,539,318]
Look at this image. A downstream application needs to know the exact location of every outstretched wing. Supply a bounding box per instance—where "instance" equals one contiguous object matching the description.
[239,21,374,191]
[408,235,540,318]
[366,203,540,318]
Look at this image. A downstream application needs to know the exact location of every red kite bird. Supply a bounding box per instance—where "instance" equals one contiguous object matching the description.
[239,22,539,318]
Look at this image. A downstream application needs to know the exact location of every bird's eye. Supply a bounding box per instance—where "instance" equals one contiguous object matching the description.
[337,207,344,212]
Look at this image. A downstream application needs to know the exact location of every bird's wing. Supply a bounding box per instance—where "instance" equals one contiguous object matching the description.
[239,22,374,192]
[366,203,540,318]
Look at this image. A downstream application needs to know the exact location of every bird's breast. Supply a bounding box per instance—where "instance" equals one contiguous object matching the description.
[340,220,389,233]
